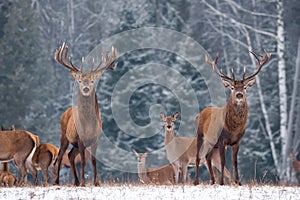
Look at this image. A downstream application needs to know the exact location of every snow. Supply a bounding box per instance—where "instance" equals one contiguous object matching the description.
[0,184,299,200]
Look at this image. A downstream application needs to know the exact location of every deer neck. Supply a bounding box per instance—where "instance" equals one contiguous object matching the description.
[77,89,99,120]
[164,129,175,146]
[225,98,248,131]
[137,162,149,183]
[76,88,101,146]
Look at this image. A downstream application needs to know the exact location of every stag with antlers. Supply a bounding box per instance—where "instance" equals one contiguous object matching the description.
[53,42,117,186]
[194,50,270,185]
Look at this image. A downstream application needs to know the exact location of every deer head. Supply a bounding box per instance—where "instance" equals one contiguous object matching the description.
[132,149,149,164]
[205,49,270,106]
[54,42,117,97]
[160,112,179,132]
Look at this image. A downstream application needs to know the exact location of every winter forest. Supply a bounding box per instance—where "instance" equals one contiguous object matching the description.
[0,0,299,185]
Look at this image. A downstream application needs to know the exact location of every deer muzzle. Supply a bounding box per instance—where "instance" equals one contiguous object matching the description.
[83,87,90,94]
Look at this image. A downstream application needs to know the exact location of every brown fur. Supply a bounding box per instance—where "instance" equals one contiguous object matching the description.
[0,130,38,186]
[31,143,59,186]
[133,150,176,185]
[290,152,300,185]
[61,149,90,169]
[0,163,16,187]
[194,51,270,185]
[53,43,117,186]
[161,112,231,185]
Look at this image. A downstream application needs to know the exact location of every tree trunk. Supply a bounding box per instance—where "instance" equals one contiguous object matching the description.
[277,0,288,182]
[67,0,74,42]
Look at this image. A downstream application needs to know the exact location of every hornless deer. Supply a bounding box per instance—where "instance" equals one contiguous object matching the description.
[0,162,16,187]
[289,152,300,185]
[132,149,176,185]
[31,143,90,186]
[0,127,39,186]
[0,125,16,187]
[194,50,270,185]
[53,42,117,186]
[160,112,232,184]
[31,143,59,186]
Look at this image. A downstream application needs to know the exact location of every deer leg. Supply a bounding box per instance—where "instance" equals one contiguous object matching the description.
[224,167,232,185]
[194,133,203,185]
[15,160,27,186]
[213,166,219,183]
[42,168,49,186]
[181,163,188,185]
[54,135,69,185]
[218,141,226,185]
[78,141,87,187]
[206,151,215,185]
[232,144,241,185]
[68,147,79,186]
[171,163,179,184]
[91,141,100,186]
[25,161,37,185]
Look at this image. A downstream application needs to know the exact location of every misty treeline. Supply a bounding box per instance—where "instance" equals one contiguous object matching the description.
[0,0,299,184]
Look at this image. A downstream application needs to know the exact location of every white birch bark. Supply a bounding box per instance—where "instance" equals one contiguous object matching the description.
[277,0,288,182]
[67,0,75,42]
[244,28,279,171]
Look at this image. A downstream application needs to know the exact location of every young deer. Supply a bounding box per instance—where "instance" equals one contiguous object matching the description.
[31,143,59,186]
[290,152,300,185]
[53,42,117,186]
[133,149,176,185]
[160,112,232,184]
[194,50,270,185]
[0,162,16,187]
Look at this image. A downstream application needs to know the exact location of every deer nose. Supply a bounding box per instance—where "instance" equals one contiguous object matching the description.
[167,125,172,129]
[236,93,243,99]
[83,87,90,93]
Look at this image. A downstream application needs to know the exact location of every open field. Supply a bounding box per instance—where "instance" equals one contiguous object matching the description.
[0,184,299,200]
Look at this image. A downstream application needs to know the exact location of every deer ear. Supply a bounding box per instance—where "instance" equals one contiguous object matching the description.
[222,80,234,89]
[132,149,138,156]
[173,112,180,120]
[244,79,256,89]
[160,112,166,120]
[71,71,79,80]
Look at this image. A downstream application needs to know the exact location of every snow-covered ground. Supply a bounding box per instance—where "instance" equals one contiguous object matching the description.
[0,184,299,200]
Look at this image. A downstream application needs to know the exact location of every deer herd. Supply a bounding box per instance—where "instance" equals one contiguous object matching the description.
[0,42,296,187]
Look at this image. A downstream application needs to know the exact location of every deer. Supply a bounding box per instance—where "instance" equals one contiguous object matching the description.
[289,152,300,185]
[31,143,90,186]
[0,126,39,186]
[0,125,16,187]
[1,124,42,186]
[0,162,16,187]
[31,143,59,186]
[194,50,271,185]
[132,149,176,185]
[61,149,90,169]
[53,42,117,186]
[160,112,232,185]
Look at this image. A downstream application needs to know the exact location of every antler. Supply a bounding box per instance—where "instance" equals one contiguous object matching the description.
[243,49,271,82]
[93,46,118,73]
[205,53,234,81]
[54,42,80,72]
